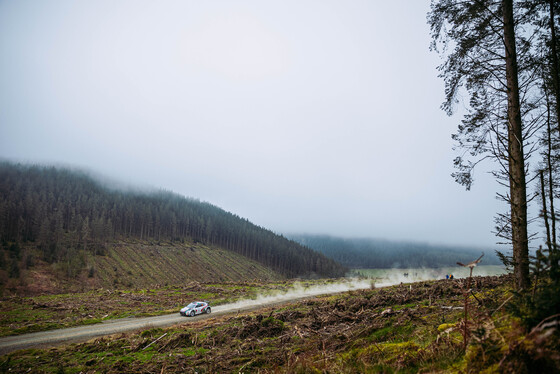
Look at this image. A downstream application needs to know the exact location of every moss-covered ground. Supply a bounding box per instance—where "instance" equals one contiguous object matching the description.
[2,275,558,373]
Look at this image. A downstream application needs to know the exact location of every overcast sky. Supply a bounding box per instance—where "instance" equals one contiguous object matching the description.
[0,0,505,247]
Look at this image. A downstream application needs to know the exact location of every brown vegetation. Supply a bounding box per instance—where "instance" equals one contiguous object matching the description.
[0,279,298,337]
[4,275,558,373]
[1,239,282,296]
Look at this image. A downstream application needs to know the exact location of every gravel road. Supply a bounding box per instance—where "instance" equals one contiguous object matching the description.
[0,269,502,355]
[0,279,376,355]
[0,302,269,355]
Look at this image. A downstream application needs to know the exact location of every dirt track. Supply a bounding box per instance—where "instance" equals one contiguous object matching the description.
[0,294,326,355]
[0,278,384,355]
[3,274,486,355]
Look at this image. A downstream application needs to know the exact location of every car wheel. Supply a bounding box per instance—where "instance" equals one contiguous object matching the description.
[190,310,195,317]
[206,307,211,314]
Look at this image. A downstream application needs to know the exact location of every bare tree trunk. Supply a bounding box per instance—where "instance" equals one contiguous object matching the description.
[549,0,560,131]
[540,170,552,249]
[503,0,530,290]
[546,98,557,248]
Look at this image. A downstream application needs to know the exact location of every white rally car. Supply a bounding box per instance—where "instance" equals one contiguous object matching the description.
[180,301,211,317]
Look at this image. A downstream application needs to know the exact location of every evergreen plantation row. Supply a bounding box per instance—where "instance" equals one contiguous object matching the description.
[0,162,346,279]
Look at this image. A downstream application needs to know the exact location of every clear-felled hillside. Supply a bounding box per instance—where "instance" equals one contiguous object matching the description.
[0,162,346,293]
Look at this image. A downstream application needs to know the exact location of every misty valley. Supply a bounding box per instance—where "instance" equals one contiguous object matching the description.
[350,265,508,284]
[1,161,558,372]
[2,0,560,371]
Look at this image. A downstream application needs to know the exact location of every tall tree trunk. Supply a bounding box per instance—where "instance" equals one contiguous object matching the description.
[503,0,530,289]
[545,95,559,275]
[549,0,560,131]
[546,96,557,248]
[540,170,552,249]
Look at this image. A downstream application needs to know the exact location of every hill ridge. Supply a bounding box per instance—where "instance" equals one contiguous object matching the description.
[0,162,346,294]
[288,233,502,268]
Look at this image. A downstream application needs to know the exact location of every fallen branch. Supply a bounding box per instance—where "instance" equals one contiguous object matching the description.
[470,290,483,305]
[491,295,514,316]
[498,314,560,370]
[143,333,167,351]
[238,359,255,372]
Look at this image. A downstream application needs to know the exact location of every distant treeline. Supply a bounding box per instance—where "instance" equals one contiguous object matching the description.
[0,162,346,278]
[287,234,502,269]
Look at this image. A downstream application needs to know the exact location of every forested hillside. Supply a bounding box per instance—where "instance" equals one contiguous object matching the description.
[288,234,502,269]
[0,162,346,285]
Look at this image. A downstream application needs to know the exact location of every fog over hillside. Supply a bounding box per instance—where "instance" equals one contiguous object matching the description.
[0,0,503,247]
[288,234,502,269]
[0,162,347,283]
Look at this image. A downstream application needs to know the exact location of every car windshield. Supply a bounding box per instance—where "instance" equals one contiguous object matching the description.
[186,302,197,308]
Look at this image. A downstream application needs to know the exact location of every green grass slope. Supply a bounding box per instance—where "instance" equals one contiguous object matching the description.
[93,240,283,288]
[2,239,282,295]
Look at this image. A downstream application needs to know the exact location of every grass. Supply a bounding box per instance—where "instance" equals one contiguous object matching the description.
[2,275,559,373]
[1,239,284,297]
[0,279,341,338]
[0,276,492,372]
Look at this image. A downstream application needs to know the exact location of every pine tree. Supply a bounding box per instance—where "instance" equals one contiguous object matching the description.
[428,0,537,288]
